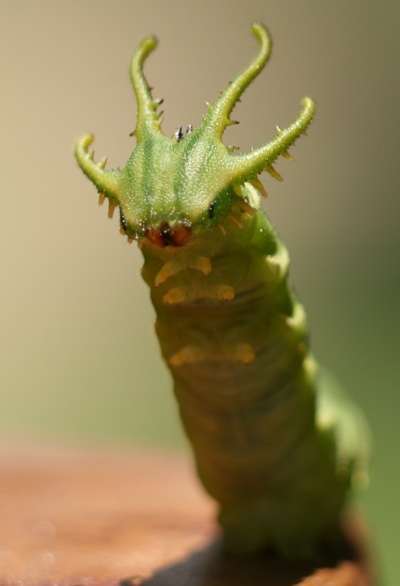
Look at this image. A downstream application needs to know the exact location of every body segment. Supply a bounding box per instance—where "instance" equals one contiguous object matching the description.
[75,23,368,556]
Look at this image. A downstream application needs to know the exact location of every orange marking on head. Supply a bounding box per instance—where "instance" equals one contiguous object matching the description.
[145,222,192,247]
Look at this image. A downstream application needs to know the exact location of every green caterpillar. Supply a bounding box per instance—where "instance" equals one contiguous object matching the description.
[75,23,368,557]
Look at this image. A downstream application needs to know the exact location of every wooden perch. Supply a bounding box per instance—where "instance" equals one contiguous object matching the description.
[0,445,376,585]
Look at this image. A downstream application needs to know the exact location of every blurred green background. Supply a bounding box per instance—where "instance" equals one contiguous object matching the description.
[1,1,399,583]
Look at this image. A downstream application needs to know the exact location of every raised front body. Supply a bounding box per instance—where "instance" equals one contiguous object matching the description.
[140,206,361,555]
[75,23,368,557]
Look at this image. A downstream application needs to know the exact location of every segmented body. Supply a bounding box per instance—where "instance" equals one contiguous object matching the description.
[75,23,368,556]
[140,201,361,555]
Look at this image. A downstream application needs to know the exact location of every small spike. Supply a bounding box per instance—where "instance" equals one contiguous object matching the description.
[119,226,126,235]
[226,118,240,127]
[127,237,134,244]
[249,177,268,198]
[108,200,117,219]
[98,193,106,206]
[186,125,193,135]
[89,150,95,161]
[228,214,244,229]
[276,125,283,135]
[238,200,257,216]
[154,97,164,105]
[98,157,108,169]
[175,126,184,142]
[266,166,283,182]
[282,151,294,161]
[218,224,227,236]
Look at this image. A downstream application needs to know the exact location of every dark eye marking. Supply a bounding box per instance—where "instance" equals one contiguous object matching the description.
[208,202,216,219]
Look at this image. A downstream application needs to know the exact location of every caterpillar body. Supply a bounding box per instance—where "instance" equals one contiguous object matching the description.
[75,23,368,557]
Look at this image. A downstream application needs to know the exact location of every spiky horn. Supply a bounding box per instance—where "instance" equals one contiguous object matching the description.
[227,97,315,184]
[199,23,272,139]
[74,134,119,200]
[130,36,163,141]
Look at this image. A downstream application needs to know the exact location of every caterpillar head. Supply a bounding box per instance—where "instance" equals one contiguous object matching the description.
[75,23,315,247]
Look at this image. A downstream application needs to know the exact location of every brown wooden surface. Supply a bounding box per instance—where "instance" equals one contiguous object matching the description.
[0,444,375,586]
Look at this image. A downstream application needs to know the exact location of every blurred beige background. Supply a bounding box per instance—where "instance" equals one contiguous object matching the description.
[1,1,399,583]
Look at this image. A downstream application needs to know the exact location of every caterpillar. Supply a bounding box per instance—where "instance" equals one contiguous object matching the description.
[75,23,368,557]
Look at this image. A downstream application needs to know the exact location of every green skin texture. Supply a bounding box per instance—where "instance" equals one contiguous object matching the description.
[75,23,368,556]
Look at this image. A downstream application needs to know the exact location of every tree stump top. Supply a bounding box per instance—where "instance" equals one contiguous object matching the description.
[0,444,375,585]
